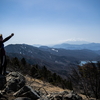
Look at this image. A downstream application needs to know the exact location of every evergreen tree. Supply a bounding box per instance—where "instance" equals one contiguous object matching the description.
[21,58,26,66]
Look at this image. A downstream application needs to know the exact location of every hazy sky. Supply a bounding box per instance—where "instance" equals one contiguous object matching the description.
[0,0,100,46]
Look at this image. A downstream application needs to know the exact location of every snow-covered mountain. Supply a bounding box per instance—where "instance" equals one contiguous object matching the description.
[52,43,100,50]
[60,40,90,45]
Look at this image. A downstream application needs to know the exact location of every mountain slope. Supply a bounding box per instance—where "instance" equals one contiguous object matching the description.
[5,44,77,76]
[39,46,98,60]
[5,44,100,76]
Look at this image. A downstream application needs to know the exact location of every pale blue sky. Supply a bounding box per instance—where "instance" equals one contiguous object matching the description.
[0,0,100,46]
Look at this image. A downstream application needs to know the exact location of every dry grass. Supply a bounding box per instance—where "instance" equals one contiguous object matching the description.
[25,75,65,93]
[1,74,94,100]
[25,75,90,100]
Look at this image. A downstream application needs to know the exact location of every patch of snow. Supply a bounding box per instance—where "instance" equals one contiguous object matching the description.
[52,48,58,52]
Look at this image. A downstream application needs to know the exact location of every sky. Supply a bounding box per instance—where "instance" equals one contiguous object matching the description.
[0,0,100,46]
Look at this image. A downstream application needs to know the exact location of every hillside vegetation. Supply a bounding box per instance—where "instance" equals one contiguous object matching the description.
[7,56,73,90]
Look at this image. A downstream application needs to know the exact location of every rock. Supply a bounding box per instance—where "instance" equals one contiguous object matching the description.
[0,75,6,90]
[14,85,40,100]
[63,91,82,100]
[42,91,82,100]
[59,91,69,95]
[14,97,32,100]
[5,72,25,92]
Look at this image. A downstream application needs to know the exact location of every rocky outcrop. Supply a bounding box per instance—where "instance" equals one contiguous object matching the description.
[14,85,40,100]
[38,91,82,100]
[5,72,26,92]
[0,72,83,100]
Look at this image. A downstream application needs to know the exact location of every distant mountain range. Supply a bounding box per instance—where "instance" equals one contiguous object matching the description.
[33,40,90,47]
[52,43,100,50]
[5,43,100,76]
[58,40,90,45]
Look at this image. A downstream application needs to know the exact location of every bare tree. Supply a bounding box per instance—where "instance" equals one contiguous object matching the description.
[70,62,100,99]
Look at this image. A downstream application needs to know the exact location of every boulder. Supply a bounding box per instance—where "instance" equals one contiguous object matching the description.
[63,91,82,100]
[40,91,82,100]
[5,72,25,92]
[14,97,32,100]
[14,85,40,100]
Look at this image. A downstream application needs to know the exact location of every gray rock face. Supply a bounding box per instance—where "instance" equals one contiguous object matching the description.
[39,91,82,100]
[14,97,32,100]
[63,92,82,100]
[5,72,25,92]
[14,85,40,100]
